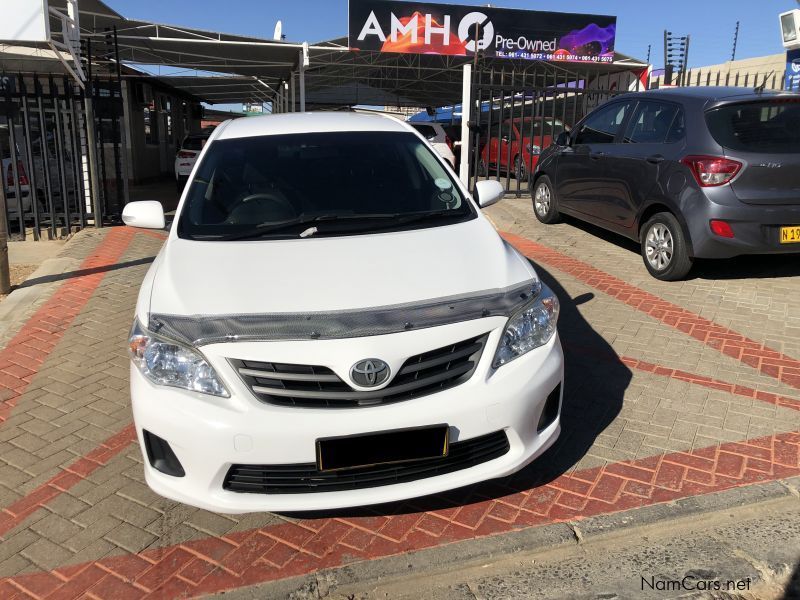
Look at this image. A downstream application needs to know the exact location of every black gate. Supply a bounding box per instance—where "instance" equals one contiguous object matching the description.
[0,73,125,240]
[468,64,645,197]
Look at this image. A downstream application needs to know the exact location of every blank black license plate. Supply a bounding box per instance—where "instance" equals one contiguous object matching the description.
[316,424,449,472]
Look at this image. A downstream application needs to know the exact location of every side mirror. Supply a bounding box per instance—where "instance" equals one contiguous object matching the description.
[122,201,165,229]
[555,132,571,147]
[474,180,505,209]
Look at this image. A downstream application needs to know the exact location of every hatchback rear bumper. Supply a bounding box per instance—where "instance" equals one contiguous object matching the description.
[686,198,800,259]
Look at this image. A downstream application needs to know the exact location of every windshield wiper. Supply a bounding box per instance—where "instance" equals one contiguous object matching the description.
[208,210,465,241]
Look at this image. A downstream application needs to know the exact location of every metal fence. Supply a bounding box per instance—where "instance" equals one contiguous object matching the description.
[468,65,643,197]
[651,68,795,92]
[0,73,125,240]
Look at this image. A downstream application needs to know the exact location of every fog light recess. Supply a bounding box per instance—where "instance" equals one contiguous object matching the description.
[143,430,185,477]
[537,384,561,432]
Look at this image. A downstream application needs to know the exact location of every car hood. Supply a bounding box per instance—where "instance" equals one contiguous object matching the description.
[147,218,535,318]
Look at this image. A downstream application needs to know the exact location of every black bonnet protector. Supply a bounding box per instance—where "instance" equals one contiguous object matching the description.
[147,279,538,346]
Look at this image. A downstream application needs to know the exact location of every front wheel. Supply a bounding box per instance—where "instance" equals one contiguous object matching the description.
[640,212,693,281]
[532,175,560,224]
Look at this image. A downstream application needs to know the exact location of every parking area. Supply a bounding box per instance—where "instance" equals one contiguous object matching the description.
[0,196,798,598]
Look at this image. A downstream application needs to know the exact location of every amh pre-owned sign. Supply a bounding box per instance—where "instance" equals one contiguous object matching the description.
[349,0,617,63]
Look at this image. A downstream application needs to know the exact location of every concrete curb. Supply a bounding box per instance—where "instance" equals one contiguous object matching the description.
[0,255,81,347]
[216,476,800,599]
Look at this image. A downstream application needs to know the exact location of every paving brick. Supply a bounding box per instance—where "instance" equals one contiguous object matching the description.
[104,521,158,554]
[20,538,73,570]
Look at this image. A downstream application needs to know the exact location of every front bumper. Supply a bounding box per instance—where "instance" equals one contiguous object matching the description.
[130,318,564,513]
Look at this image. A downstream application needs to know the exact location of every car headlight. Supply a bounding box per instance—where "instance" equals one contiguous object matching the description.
[128,319,229,397]
[525,144,541,155]
[493,283,559,368]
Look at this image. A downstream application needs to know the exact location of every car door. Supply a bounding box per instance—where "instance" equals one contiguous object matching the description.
[600,100,685,229]
[556,100,633,217]
[484,122,500,168]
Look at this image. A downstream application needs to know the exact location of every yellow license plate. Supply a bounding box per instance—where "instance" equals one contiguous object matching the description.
[780,226,800,244]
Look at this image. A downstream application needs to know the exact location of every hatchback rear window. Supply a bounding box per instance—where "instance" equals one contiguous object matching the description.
[182,136,208,151]
[705,100,800,153]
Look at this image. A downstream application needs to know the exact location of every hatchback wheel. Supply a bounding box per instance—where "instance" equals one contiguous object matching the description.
[640,212,692,281]
[532,175,560,224]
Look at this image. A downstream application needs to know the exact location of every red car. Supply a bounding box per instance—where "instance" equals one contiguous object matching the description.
[480,117,567,181]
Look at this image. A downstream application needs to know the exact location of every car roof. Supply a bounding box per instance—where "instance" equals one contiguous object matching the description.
[217,112,408,140]
[615,87,799,104]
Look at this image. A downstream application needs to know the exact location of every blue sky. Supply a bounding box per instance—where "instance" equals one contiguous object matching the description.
[107,0,793,69]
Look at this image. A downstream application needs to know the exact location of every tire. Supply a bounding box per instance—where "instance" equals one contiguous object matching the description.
[640,212,693,281]
[532,175,560,224]
[514,155,528,183]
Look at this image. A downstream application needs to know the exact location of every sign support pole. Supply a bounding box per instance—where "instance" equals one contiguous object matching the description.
[0,172,10,294]
[459,63,472,186]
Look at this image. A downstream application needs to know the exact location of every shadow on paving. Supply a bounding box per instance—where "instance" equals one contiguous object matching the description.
[17,256,155,289]
[284,264,631,519]
[785,560,800,600]
[555,214,800,281]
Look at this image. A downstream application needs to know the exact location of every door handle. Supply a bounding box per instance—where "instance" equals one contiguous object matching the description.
[589,152,604,160]
[646,154,665,164]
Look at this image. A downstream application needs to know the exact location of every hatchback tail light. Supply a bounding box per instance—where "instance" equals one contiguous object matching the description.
[177,150,197,159]
[680,155,742,187]
[6,162,29,187]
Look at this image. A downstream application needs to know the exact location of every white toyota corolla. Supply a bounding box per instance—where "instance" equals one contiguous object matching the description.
[123,112,563,514]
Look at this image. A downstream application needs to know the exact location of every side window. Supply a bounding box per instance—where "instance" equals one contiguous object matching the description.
[665,108,686,143]
[574,102,631,145]
[624,101,682,144]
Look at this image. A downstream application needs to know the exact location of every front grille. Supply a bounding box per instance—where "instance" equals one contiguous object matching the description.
[230,334,488,408]
[223,430,510,494]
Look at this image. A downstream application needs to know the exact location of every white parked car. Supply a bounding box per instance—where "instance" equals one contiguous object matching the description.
[174,133,209,189]
[408,122,456,167]
[123,113,563,513]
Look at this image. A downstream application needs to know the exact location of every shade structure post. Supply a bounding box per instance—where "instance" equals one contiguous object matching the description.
[299,42,309,112]
[459,63,472,186]
[290,72,296,112]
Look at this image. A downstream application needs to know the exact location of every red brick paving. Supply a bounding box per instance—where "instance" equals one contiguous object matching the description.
[619,356,800,412]
[564,342,800,412]
[0,228,137,425]
[0,431,797,598]
[502,232,800,392]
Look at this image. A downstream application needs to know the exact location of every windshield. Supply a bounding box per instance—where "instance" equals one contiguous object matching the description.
[705,99,800,154]
[513,118,565,138]
[178,131,474,240]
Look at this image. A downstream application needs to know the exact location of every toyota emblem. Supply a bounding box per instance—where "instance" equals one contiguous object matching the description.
[350,359,390,388]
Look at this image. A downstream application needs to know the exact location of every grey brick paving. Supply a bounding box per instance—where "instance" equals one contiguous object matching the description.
[0,213,799,580]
